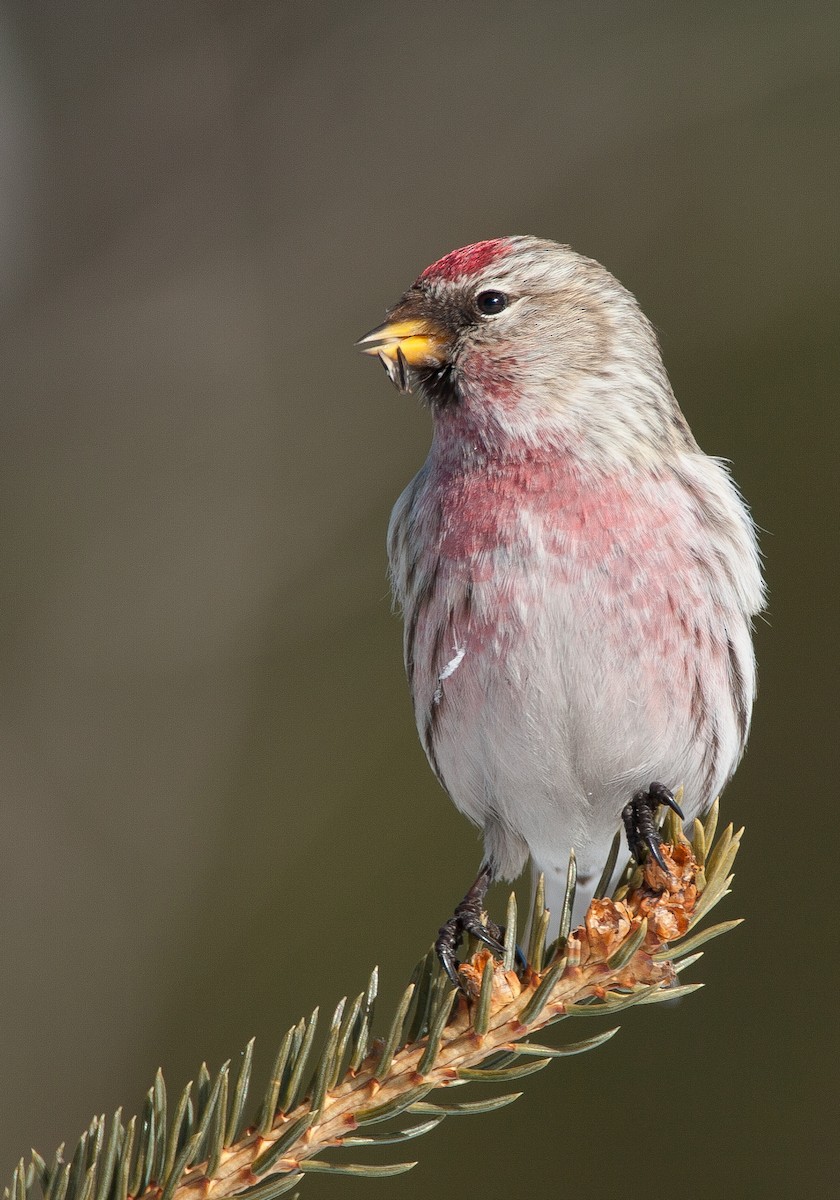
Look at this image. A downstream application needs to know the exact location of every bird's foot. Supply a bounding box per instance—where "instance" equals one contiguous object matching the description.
[622,782,685,874]
[435,862,504,988]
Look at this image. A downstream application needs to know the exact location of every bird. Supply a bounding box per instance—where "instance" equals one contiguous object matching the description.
[358,237,764,984]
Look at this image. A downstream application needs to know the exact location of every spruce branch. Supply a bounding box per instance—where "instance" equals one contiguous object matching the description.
[7,801,743,1200]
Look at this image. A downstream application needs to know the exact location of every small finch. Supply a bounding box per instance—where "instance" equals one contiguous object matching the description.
[359,237,764,982]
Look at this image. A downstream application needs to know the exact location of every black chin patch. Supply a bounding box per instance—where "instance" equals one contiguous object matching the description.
[413,362,460,408]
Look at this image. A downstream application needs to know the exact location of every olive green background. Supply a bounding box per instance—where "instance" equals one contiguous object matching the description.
[0,2,836,1195]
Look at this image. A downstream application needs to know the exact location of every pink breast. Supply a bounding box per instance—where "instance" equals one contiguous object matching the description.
[431,456,676,562]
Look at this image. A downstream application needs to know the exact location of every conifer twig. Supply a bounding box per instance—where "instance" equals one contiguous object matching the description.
[6,802,742,1200]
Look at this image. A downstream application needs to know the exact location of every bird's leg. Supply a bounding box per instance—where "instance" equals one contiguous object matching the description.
[622,781,685,873]
[435,862,504,988]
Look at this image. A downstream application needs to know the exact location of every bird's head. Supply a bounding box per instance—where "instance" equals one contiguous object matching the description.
[359,236,692,463]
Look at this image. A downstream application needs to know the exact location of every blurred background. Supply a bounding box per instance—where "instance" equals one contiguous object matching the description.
[0,2,836,1195]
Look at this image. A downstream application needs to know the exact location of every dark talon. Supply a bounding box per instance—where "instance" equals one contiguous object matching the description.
[622,782,681,874]
[470,922,505,955]
[436,923,462,989]
[650,780,684,819]
[435,862,501,988]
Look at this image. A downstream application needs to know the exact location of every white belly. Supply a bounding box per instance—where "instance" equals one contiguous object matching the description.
[415,550,745,889]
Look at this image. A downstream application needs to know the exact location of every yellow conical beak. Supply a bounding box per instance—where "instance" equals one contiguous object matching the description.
[356,317,449,366]
[357,313,450,391]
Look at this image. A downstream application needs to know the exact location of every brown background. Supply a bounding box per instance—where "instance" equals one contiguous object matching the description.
[0,2,836,1195]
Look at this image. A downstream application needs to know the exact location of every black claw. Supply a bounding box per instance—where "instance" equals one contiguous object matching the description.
[436,922,462,989]
[435,863,501,988]
[622,782,681,874]
[647,837,668,873]
[469,923,505,956]
[649,780,684,819]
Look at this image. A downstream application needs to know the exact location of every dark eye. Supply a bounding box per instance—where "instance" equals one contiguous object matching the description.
[475,289,508,316]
